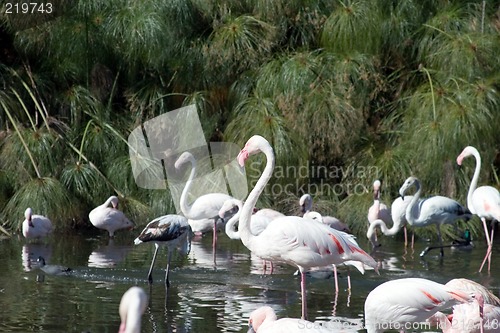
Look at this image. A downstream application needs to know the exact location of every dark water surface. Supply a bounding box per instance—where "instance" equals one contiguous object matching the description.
[1,229,498,332]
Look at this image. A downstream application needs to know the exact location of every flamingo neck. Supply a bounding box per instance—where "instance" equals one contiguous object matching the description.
[367,219,399,239]
[179,154,197,218]
[239,144,275,248]
[103,196,115,208]
[405,181,422,225]
[224,200,243,240]
[467,149,481,212]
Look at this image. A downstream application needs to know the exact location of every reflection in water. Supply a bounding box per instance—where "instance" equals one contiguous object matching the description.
[22,243,52,272]
[88,239,133,268]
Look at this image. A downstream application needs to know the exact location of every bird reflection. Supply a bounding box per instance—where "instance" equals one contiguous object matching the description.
[22,243,52,272]
[88,239,133,268]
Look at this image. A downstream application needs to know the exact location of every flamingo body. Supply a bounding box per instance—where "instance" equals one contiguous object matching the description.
[119,286,148,333]
[89,196,134,237]
[22,208,53,239]
[253,208,285,221]
[248,306,330,333]
[133,214,191,286]
[364,278,473,333]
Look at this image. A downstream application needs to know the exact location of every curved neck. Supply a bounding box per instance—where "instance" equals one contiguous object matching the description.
[239,145,275,247]
[367,219,400,238]
[179,155,197,217]
[103,196,115,208]
[225,200,243,240]
[467,149,481,210]
[405,181,422,225]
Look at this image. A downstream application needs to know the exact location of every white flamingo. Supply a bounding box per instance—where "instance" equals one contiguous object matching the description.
[364,277,474,333]
[22,208,53,239]
[367,180,392,246]
[456,146,500,272]
[247,306,330,332]
[253,207,285,220]
[236,135,377,319]
[175,151,233,252]
[133,214,191,287]
[366,196,414,248]
[300,194,350,232]
[118,286,148,333]
[399,176,472,256]
[89,196,134,237]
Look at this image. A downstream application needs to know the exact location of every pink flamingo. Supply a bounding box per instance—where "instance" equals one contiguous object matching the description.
[89,196,134,237]
[133,214,191,286]
[456,146,500,272]
[22,208,53,239]
[367,180,392,246]
[445,278,500,306]
[399,176,472,256]
[300,194,350,232]
[364,277,474,333]
[118,286,148,333]
[429,292,500,333]
[236,135,377,320]
[175,151,233,253]
[248,306,330,332]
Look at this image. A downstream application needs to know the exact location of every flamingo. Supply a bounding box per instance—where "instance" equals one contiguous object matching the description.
[253,207,285,220]
[429,293,500,333]
[456,146,500,272]
[22,208,53,239]
[445,278,500,306]
[367,180,392,246]
[236,135,377,320]
[175,151,234,252]
[118,286,148,333]
[247,305,330,333]
[300,194,350,232]
[364,277,474,333]
[89,196,134,237]
[399,176,472,256]
[133,214,191,287]
[366,196,414,248]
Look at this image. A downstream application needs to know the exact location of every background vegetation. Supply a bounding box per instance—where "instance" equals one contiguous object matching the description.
[1,0,499,242]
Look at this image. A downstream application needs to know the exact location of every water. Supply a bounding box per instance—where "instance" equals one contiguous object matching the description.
[0,229,498,332]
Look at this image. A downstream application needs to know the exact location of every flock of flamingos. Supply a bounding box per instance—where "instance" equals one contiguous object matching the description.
[21,136,500,333]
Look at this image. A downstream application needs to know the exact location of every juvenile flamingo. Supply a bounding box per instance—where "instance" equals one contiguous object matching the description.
[247,306,330,332]
[399,176,472,256]
[236,135,377,319]
[133,214,191,287]
[456,146,500,272]
[300,194,350,232]
[22,208,53,239]
[175,151,233,254]
[119,286,148,333]
[89,196,134,237]
[364,277,474,333]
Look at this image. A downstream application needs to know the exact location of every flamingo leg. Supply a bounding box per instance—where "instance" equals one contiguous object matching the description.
[403,226,408,248]
[479,218,492,273]
[300,271,308,320]
[333,265,339,293]
[147,243,160,284]
[436,224,444,257]
[212,218,218,265]
[165,248,173,288]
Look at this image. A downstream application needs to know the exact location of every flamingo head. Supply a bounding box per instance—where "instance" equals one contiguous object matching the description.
[174,151,195,171]
[237,135,271,167]
[456,146,478,166]
[399,176,418,198]
[110,196,119,209]
[248,306,277,333]
[299,193,312,213]
[24,208,34,227]
[373,180,381,200]
[218,199,240,219]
